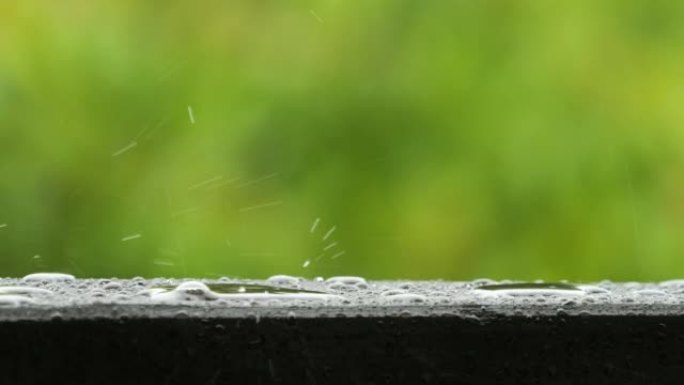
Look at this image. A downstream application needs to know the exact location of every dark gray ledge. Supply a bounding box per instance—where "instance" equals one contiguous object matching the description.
[2,277,684,384]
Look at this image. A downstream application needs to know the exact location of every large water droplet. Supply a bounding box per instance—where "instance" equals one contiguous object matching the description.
[21,273,75,283]
[206,283,320,295]
[266,275,301,287]
[577,285,610,294]
[0,286,52,296]
[326,276,369,290]
[384,293,427,305]
[660,280,684,289]
[476,282,585,296]
[103,282,123,291]
[0,294,35,307]
[151,281,218,302]
[636,289,667,296]
[148,281,337,304]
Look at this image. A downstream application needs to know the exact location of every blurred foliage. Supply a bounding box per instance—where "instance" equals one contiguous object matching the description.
[2,0,684,281]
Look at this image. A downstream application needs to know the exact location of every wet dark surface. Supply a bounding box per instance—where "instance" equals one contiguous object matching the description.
[2,314,684,384]
[4,278,684,383]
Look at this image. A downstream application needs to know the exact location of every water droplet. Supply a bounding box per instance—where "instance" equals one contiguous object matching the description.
[471,278,497,287]
[384,293,427,305]
[50,311,64,321]
[21,272,75,283]
[103,282,123,290]
[0,294,35,307]
[0,286,52,296]
[148,282,337,304]
[636,289,667,296]
[267,275,301,287]
[381,289,407,297]
[326,276,368,289]
[578,285,610,294]
[476,282,585,296]
[660,280,684,289]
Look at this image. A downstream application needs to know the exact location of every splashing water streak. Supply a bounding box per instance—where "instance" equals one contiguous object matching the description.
[236,173,279,189]
[188,175,223,191]
[330,251,345,260]
[238,201,283,213]
[309,10,324,23]
[187,105,195,124]
[310,218,320,233]
[122,234,142,242]
[322,226,336,241]
[112,141,137,157]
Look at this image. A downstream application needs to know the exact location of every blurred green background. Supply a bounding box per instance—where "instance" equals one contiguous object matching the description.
[2,0,684,281]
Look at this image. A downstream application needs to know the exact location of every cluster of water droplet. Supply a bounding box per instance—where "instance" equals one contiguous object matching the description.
[7,272,684,319]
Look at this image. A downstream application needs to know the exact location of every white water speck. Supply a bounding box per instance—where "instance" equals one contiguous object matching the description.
[122,234,142,242]
[112,141,137,157]
[238,201,283,213]
[189,175,223,191]
[309,9,324,23]
[323,242,337,251]
[302,260,311,268]
[310,218,320,233]
[0,224,6,229]
[330,251,345,260]
[32,255,41,260]
[187,105,195,124]
[322,226,336,241]
[237,173,279,189]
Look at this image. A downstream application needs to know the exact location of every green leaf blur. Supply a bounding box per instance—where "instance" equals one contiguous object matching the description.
[2,0,684,281]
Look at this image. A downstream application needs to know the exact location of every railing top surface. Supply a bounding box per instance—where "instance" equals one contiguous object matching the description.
[2,276,684,321]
